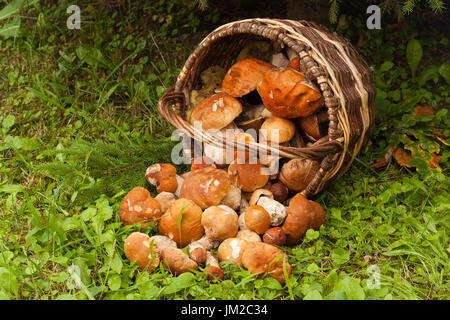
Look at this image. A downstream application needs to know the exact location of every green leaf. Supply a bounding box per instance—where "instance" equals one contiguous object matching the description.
[0,0,24,20]
[418,65,439,86]
[80,207,97,222]
[110,254,123,274]
[303,290,323,300]
[406,39,422,77]
[336,277,365,300]
[108,274,121,291]
[0,184,24,194]
[1,115,15,134]
[439,63,450,84]
[163,273,196,294]
[0,15,21,39]
[379,61,394,73]
[331,248,350,265]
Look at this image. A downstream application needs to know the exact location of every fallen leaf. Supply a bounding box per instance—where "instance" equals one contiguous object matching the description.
[393,147,411,167]
[413,106,434,118]
[371,147,394,169]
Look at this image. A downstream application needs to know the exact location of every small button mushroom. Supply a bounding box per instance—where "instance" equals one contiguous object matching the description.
[221,58,275,98]
[201,205,239,241]
[158,198,204,247]
[120,187,162,229]
[124,232,160,272]
[204,251,224,281]
[242,205,271,235]
[145,163,178,194]
[220,183,242,211]
[154,192,176,213]
[217,237,249,266]
[241,242,291,284]
[255,196,287,227]
[161,246,198,275]
[270,181,289,203]
[279,158,320,192]
[180,166,231,209]
[228,160,270,193]
[263,227,287,246]
[190,93,242,130]
[236,230,262,243]
[187,235,220,264]
[260,116,296,144]
[257,67,324,119]
[281,193,314,245]
[190,156,216,172]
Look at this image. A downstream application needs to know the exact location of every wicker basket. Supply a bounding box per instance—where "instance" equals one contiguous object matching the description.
[158,18,375,198]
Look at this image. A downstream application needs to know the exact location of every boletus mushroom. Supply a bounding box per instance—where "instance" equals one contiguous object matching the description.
[217,237,249,266]
[158,198,204,247]
[180,166,231,209]
[124,232,160,271]
[201,205,239,241]
[257,67,324,118]
[161,246,198,275]
[228,160,270,193]
[221,58,275,98]
[145,163,178,194]
[240,205,271,235]
[120,187,162,228]
[260,116,296,144]
[241,242,291,284]
[279,158,321,192]
[262,227,287,246]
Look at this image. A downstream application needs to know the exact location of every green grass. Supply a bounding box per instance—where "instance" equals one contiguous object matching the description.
[0,1,449,300]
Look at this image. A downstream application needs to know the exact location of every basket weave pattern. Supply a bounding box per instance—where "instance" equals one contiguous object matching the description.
[158,18,375,198]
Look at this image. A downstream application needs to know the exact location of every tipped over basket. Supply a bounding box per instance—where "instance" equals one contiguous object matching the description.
[158,18,375,198]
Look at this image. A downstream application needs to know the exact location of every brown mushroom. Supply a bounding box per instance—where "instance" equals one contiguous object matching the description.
[253,195,287,227]
[158,198,204,247]
[145,163,178,194]
[296,110,329,141]
[279,158,321,192]
[263,227,287,246]
[260,116,296,144]
[221,58,275,98]
[309,200,327,230]
[120,187,162,229]
[241,242,291,284]
[161,246,198,275]
[242,205,271,235]
[257,67,324,118]
[124,232,160,271]
[281,193,314,245]
[180,166,231,209]
[228,160,270,193]
[190,93,242,130]
[217,238,249,266]
[201,205,239,241]
[270,181,289,203]
[148,235,177,251]
[220,183,242,211]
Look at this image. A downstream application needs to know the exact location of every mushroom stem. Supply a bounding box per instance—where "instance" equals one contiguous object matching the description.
[187,235,220,264]
[204,251,224,281]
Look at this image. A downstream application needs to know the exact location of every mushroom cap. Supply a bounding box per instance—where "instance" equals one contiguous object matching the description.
[241,242,291,284]
[279,158,320,192]
[145,163,178,193]
[190,156,216,172]
[148,235,177,252]
[221,58,275,98]
[161,246,198,275]
[217,238,249,266]
[124,232,160,271]
[281,193,314,245]
[190,93,242,130]
[244,205,271,235]
[270,181,289,203]
[257,67,324,118]
[296,114,322,141]
[260,116,296,143]
[120,187,162,228]
[262,227,287,246]
[309,200,326,230]
[180,166,231,209]
[236,230,262,243]
[158,198,204,247]
[228,161,270,193]
[201,205,239,241]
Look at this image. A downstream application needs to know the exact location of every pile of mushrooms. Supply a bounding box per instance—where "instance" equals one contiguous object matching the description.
[121,41,330,284]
